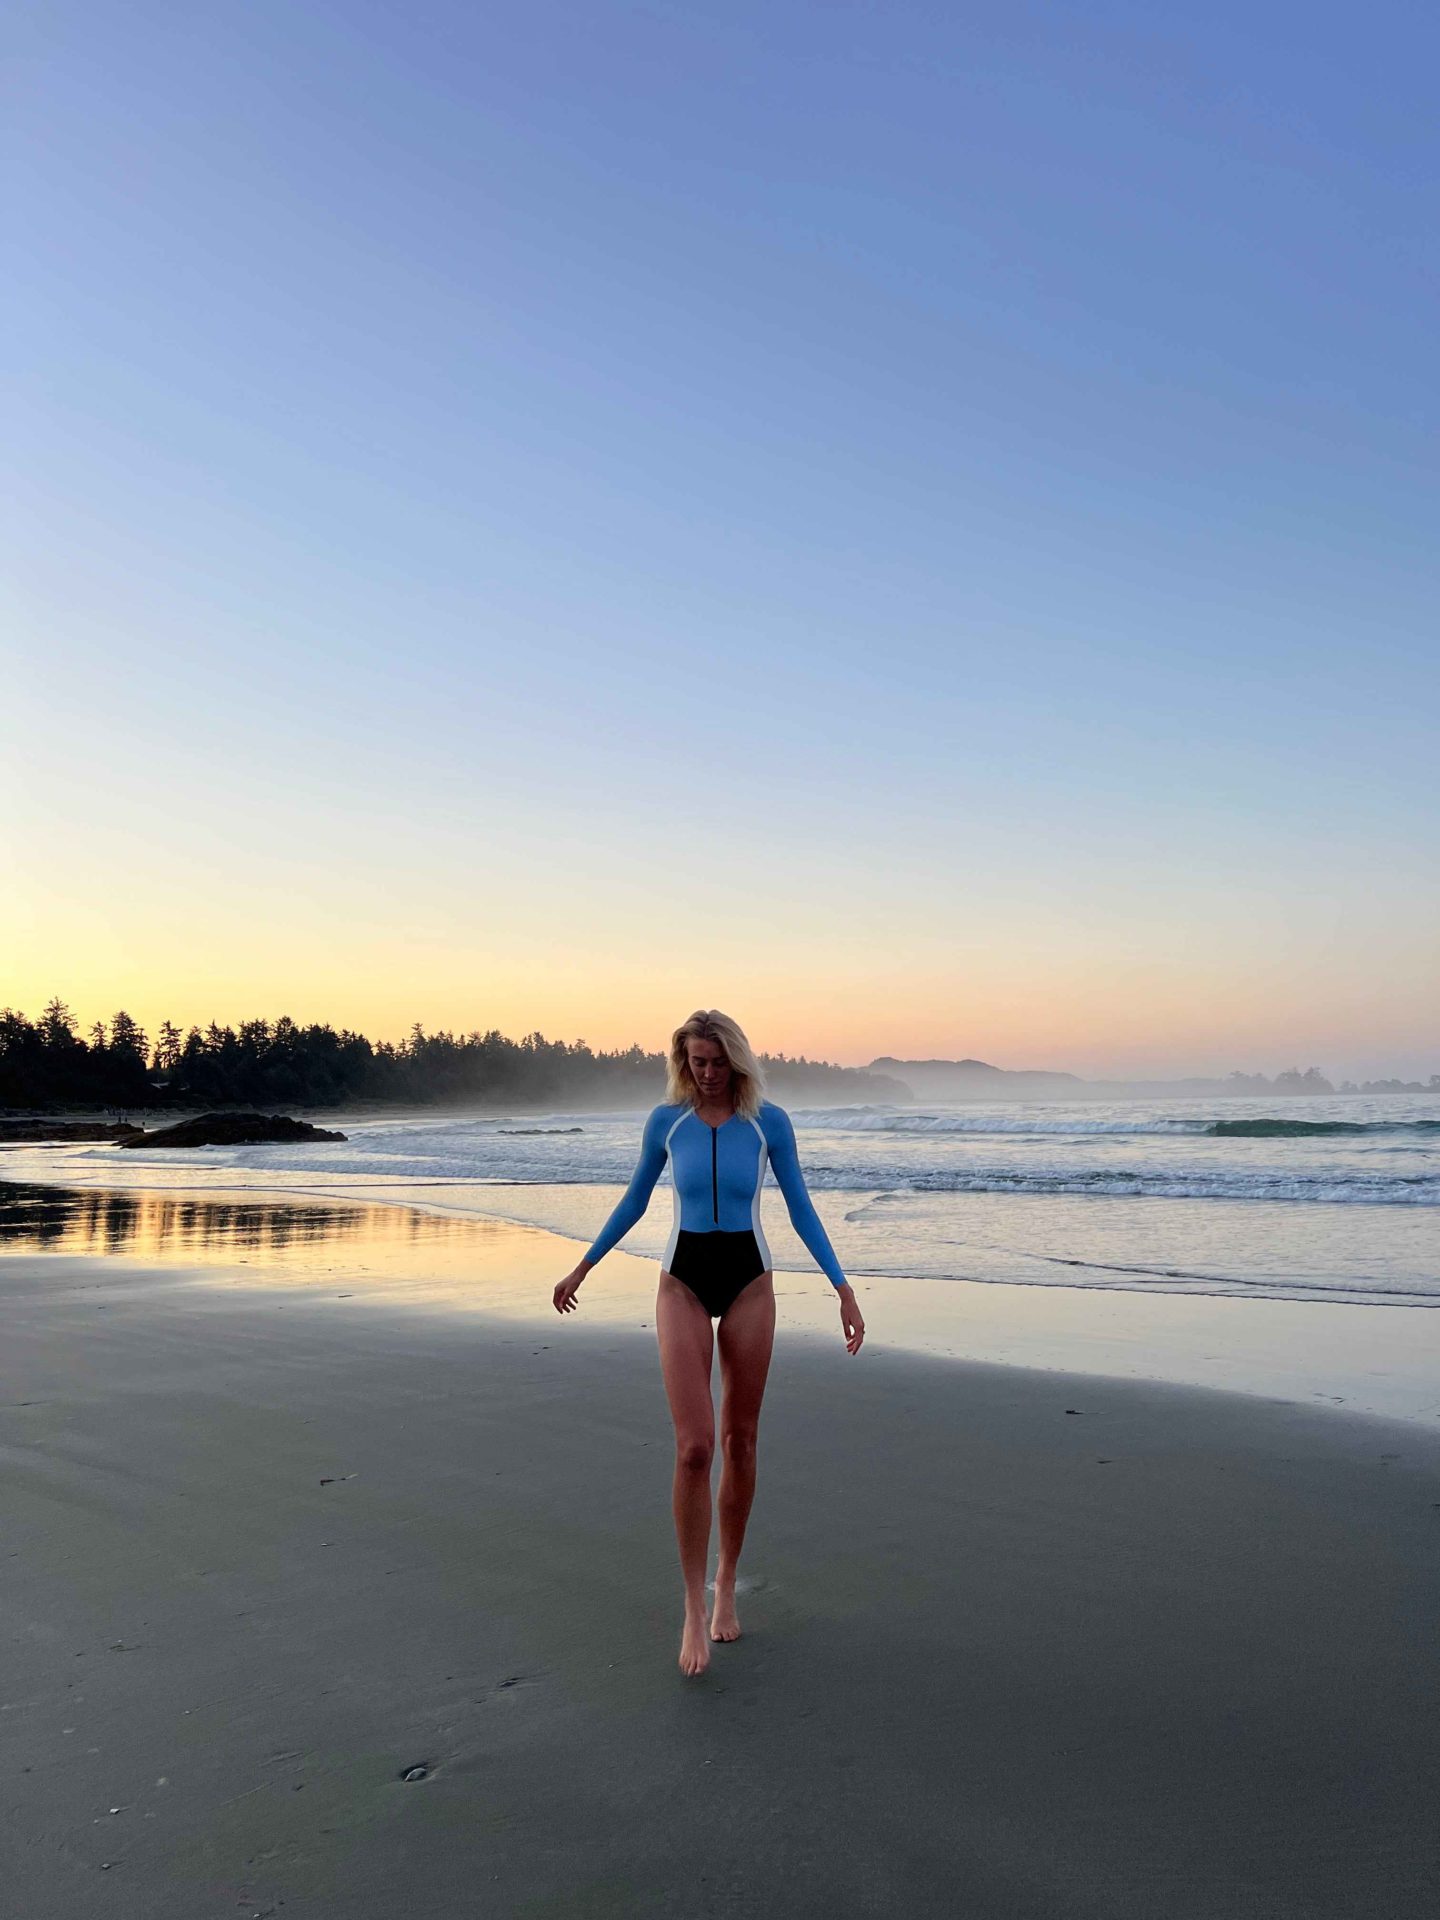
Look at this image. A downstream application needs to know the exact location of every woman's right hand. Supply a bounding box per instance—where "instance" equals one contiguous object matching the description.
[553,1267,586,1314]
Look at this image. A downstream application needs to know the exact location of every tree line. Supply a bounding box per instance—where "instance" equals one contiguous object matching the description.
[0,998,898,1113]
[1222,1067,1440,1096]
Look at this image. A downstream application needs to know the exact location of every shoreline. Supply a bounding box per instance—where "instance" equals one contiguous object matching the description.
[3,1171,1439,1432]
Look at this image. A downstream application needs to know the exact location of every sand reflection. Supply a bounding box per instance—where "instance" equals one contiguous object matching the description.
[0,1179,449,1261]
[0,1177,633,1323]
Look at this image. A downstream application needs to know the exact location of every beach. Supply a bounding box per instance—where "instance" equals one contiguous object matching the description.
[4,1190,1439,1917]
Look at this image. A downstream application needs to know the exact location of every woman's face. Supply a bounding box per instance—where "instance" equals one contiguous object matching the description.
[686,1039,732,1102]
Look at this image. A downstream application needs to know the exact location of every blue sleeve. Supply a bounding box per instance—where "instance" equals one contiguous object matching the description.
[583,1105,671,1268]
[764,1105,848,1290]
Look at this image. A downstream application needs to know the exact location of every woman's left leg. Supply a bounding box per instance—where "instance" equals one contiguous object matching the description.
[711,1270,775,1641]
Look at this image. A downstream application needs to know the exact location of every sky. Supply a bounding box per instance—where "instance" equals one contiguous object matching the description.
[6,1,1437,1081]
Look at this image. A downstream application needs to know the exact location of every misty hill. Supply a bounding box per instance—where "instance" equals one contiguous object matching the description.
[869,1057,1086,1100]
[864,1058,1435,1100]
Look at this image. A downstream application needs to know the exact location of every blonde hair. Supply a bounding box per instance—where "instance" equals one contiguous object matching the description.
[665,1009,767,1119]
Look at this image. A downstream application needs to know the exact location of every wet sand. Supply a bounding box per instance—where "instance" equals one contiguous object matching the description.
[3,1207,1439,1917]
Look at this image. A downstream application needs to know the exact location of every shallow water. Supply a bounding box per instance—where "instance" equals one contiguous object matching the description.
[5,1091,1435,1308]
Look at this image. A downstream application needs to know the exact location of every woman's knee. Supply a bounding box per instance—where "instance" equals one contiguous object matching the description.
[721,1424,758,1465]
[676,1435,714,1474]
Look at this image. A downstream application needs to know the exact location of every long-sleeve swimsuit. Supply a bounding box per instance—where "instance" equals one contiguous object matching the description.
[583,1100,848,1289]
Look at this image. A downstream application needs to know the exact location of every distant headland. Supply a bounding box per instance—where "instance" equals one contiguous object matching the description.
[867,1057,1438,1100]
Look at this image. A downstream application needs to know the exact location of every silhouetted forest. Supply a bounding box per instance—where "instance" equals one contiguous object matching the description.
[2,1001,1430,1114]
[0,999,905,1113]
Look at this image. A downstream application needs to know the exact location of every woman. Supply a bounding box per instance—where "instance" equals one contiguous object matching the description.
[552,1009,865,1678]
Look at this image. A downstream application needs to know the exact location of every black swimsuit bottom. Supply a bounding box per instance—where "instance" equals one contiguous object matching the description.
[668,1228,767,1319]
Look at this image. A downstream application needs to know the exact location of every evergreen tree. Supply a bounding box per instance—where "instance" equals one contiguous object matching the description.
[40,997,79,1047]
[154,1021,184,1073]
[108,1011,149,1063]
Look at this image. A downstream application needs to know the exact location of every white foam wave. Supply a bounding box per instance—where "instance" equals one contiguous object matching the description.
[907,1170,1439,1205]
[56,1142,1439,1207]
[787,1106,1207,1136]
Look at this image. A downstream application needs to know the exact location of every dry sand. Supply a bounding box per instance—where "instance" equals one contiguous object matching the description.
[3,1210,1439,1917]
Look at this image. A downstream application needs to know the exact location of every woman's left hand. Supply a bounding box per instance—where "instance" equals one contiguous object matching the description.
[838,1284,865,1354]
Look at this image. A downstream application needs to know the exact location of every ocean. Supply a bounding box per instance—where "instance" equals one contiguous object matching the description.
[6,1091,1435,1310]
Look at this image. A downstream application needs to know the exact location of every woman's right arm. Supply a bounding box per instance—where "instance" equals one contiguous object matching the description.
[579,1105,671,1272]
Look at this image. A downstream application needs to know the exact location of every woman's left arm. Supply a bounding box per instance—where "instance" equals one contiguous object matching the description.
[764,1105,850,1292]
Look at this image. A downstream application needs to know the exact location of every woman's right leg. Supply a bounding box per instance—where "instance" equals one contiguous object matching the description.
[655,1269,717,1676]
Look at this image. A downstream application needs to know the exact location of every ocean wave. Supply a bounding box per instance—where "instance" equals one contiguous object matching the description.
[44,1139,1440,1206]
[789,1107,1208,1136]
[789,1107,1440,1143]
[906,1169,1439,1205]
[1208,1118,1440,1138]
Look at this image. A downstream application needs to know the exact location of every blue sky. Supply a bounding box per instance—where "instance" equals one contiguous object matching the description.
[7,1,1437,1077]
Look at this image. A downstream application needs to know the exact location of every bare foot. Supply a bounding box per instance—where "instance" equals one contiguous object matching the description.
[679,1606,711,1677]
[710,1582,741,1642]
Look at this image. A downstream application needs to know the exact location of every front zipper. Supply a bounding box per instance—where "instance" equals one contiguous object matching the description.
[711,1126,718,1222]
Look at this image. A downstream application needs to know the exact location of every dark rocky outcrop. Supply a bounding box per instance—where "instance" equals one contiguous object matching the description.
[119,1113,347,1149]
